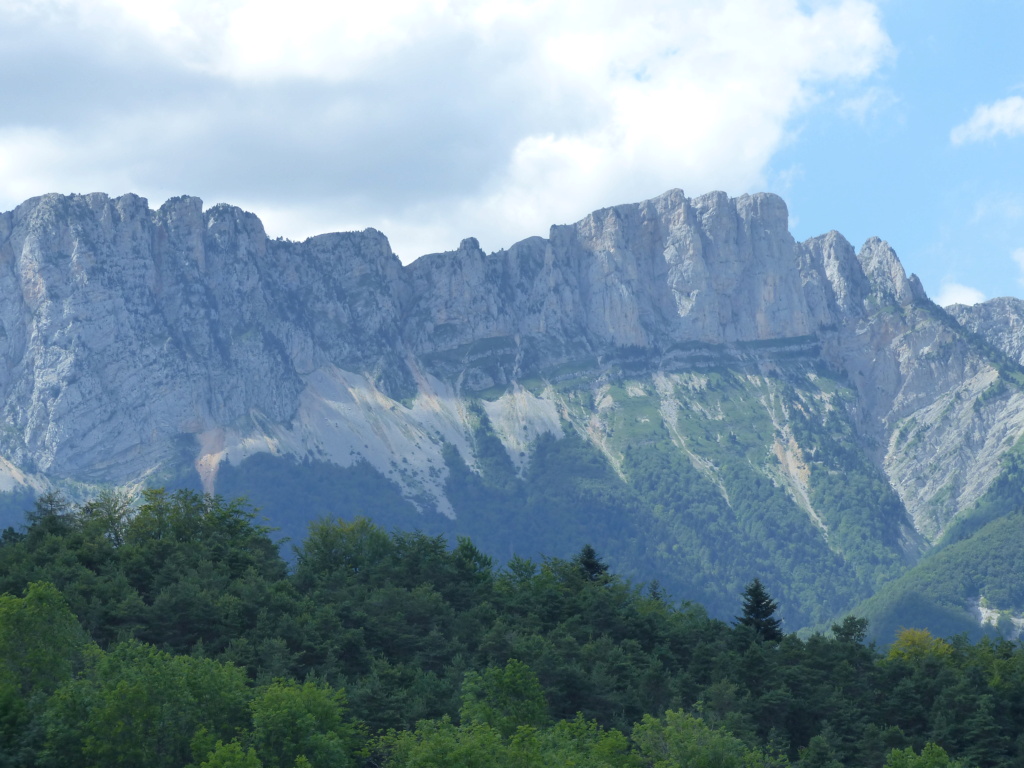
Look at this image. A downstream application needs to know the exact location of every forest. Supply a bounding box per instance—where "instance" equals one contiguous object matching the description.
[0,489,1020,767]
[212,391,920,636]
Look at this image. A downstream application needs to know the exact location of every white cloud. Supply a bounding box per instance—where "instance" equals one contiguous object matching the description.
[935,282,986,307]
[0,126,142,204]
[950,96,1024,146]
[839,86,898,124]
[0,0,893,260]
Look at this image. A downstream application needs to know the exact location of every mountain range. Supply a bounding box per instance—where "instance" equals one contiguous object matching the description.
[3,187,1024,641]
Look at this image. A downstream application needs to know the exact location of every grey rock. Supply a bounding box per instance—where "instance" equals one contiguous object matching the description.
[948,297,1024,365]
[0,192,404,482]
[0,186,1020,549]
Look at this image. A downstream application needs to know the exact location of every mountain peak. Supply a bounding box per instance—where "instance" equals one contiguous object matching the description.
[857,236,925,305]
[2,187,1021,638]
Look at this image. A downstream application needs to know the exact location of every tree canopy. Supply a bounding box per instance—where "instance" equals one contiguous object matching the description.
[736,577,784,642]
[2,490,1024,767]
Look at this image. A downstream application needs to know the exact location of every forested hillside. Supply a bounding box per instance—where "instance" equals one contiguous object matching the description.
[855,441,1024,643]
[1,491,1020,767]
[212,375,922,636]
[5,188,1024,648]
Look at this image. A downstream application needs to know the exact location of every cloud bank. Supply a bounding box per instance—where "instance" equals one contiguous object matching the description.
[951,96,1024,146]
[935,282,986,308]
[0,0,892,261]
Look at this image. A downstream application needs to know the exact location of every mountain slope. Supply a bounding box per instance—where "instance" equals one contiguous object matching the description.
[1,188,1023,631]
[853,438,1024,644]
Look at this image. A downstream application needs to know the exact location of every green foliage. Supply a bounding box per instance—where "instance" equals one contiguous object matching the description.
[938,439,1024,549]
[831,616,869,644]
[0,489,290,653]
[43,640,250,768]
[632,709,775,768]
[9,491,1024,768]
[737,578,784,642]
[0,582,89,696]
[374,712,639,768]
[459,659,549,739]
[123,489,287,654]
[617,363,910,629]
[197,740,263,768]
[858,511,1024,644]
[375,717,507,768]
[789,403,911,587]
[855,437,1024,645]
[249,680,357,768]
[0,582,92,766]
[883,743,965,768]
[571,544,609,582]
[797,724,844,768]
[151,366,921,636]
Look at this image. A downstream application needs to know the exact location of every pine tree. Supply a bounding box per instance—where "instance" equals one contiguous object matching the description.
[736,578,784,642]
[573,544,609,581]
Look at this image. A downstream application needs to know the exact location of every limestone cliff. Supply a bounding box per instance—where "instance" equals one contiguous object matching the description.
[0,187,1021,559]
[948,297,1024,365]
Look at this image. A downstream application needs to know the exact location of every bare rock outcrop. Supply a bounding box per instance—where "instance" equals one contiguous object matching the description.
[0,187,1021,545]
[948,297,1024,365]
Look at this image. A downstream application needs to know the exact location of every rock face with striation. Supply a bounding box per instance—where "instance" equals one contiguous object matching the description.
[406,190,817,357]
[2,186,1024,627]
[0,193,405,483]
[948,297,1024,365]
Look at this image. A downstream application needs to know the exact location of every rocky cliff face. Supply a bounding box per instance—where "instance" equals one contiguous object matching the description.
[948,297,1024,365]
[406,190,816,359]
[399,192,1024,543]
[1,187,1021,560]
[0,192,406,484]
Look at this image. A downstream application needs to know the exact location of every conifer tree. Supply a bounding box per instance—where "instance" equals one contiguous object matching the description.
[573,544,609,581]
[736,578,784,642]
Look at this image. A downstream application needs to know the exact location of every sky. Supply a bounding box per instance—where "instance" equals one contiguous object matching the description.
[0,0,1021,306]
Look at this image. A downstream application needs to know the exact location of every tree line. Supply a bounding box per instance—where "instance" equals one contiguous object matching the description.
[0,490,1018,766]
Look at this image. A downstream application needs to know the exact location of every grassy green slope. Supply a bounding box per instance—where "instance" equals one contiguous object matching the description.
[162,364,924,631]
[854,443,1024,644]
[433,364,918,629]
[588,367,913,626]
[854,512,1024,645]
